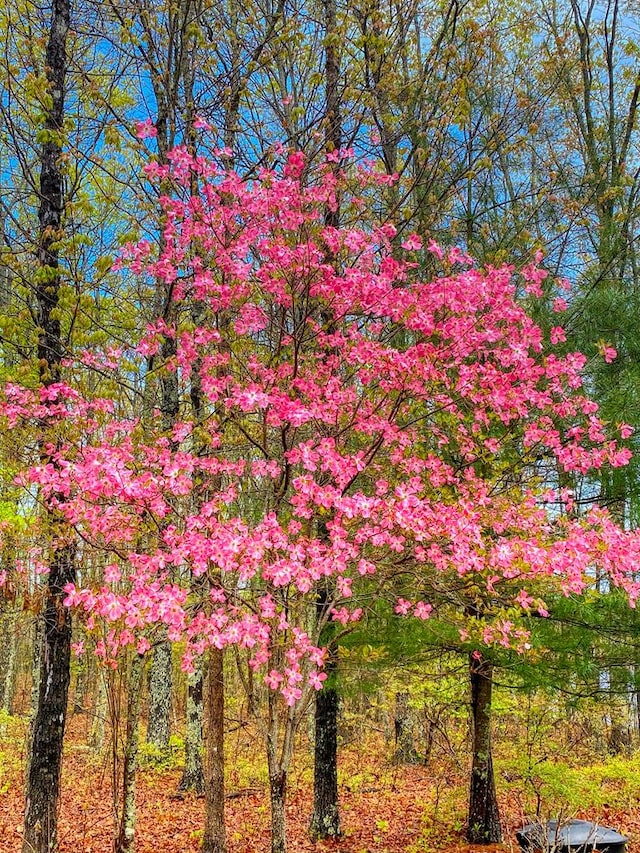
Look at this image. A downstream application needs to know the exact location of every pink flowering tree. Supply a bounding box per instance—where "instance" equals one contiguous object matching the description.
[5,149,640,853]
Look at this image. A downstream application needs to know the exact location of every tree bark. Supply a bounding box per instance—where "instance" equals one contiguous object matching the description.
[310,676,340,838]
[22,1,74,850]
[269,767,287,853]
[467,655,502,844]
[147,638,172,753]
[393,691,419,764]
[116,653,144,853]
[73,648,88,714]
[28,616,44,726]
[89,668,108,753]
[0,606,18,716]
[309,582,340,839]
[309,0,343,823]
[23,542,76,853]
[203,647,226,853]
[179,658,205,793]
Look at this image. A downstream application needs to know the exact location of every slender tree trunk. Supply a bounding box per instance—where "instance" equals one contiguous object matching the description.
[1,607,18,716]
[269,765,287,853]
[89,669,108,753]
[73,648,87,714]
[179,658,205,793]
[203,648,226,853]
[310,675,340,838]
[393,691,419,764]
[0,540,17,717]
[309,0,343,830]
[267,725,287,853]
[310,583,340,839]
[23,543,76,853]
[467,655,501,844]
[28,616,44,725]
[147,638,172,753]
[116,654,144,853]
[265,682,297,853]
[175,53,206,796]
[22,2,75,850]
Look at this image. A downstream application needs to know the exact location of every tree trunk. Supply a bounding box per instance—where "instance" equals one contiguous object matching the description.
[179,658,205,793]
[269,767,287,853]
[28,616,44,725]
[266,686,295,853]
[89,669,108,753]
[116,653,144,853]
[22,0,74,849]
[23,542,76,853]
[309,677,340,838]
[147,638,172,753]
[309,580,340,839]
[393,691,419,764]
[202,647,226,853]
[73,647,87,714]
[309,0,342,835]
[467,655,502,844]
[1,606,18,716]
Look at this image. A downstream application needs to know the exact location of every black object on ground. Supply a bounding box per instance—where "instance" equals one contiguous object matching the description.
[516,819,627,853]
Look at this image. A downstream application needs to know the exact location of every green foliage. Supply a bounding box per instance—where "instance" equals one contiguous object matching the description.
[227,751,270,789]
[499,753,640,815]
[138,733,184,771]
[0,710,26,791]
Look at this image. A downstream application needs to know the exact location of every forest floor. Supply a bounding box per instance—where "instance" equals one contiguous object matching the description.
[1,712,639,853]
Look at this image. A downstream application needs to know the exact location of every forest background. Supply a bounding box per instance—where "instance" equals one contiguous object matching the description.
[3,2,640,853]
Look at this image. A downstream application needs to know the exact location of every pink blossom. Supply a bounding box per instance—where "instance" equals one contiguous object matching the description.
[134,119,157,139]
[414,601,432,620]
[310,671,328,691]
[193,115,211,130]
[7,147,640,711]
[136,637,151,655]
[264,669,283,690]
[401,234,422,251]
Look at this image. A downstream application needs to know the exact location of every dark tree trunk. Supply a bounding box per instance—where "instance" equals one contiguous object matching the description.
[23,543,75,853]
[309,0,342,817]
[467,655,502,844]
[269,767,287,853]
[310,582,340,839]
[203,647,226,853]
[23,1,74,850]
[310,675,340,839]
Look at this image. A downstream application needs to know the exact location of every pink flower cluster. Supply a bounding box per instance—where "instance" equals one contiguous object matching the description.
[5,150,640,702]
